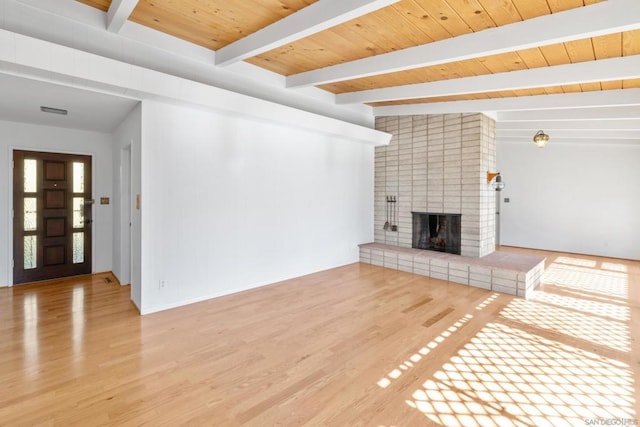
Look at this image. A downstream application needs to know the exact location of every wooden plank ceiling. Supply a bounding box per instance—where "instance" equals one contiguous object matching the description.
[75,0,640,108]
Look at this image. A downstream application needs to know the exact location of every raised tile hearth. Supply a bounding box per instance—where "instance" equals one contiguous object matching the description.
[359,242,545,298]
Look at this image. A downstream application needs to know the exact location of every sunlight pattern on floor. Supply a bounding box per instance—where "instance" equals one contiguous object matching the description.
[372,254,639,425]
[600,262,628,273]
[528,291,629,322]
[377,314,474,389]
[553,257,597,268]
[406,322,634,427]
[544,263,628,299]
[500,298,630,352]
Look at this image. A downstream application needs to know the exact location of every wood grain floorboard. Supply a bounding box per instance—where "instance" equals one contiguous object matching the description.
[422,307,455,328]
[0,249,638,425]
[402,296,434,314]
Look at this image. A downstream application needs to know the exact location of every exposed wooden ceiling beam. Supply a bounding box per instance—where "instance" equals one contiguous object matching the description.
[215,0,400,67]
[287,0,640,88]
[497,120,640,131]
[12,0,214,61]
[373,89,640,116]
[497,129,640,140]
[497,107,640,122]
[337,56,640,104]
[107,0,139,33]
[498,137,639,145]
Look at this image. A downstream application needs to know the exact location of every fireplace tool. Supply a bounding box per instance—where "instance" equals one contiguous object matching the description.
[383,196,390,230]
[391,196,398,231]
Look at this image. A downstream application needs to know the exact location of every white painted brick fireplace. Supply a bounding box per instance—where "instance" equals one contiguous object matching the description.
[360,113,546,298]
[373,113,496,257]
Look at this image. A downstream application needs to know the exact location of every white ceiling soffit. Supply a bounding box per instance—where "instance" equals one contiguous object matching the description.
[0,73,139,132]
[14,0,105,27]
[215,0,400,67]
[286,0,640,88]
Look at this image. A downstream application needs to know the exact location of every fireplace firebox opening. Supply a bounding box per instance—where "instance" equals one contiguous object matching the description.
[412,212,461,255]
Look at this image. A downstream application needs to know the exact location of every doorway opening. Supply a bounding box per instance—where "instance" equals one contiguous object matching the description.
[119,145,132,286]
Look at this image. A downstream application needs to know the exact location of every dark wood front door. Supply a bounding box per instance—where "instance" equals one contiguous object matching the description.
[13,150,92,284]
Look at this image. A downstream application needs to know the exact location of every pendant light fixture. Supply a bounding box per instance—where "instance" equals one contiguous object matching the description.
[533,130,549,148]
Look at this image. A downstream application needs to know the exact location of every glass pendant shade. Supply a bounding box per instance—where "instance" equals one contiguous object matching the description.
[533,130,549,148]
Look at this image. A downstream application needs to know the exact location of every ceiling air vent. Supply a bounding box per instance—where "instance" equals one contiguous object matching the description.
[40,106,68,115]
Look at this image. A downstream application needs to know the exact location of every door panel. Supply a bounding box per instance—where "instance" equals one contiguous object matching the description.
[13,150,92,284]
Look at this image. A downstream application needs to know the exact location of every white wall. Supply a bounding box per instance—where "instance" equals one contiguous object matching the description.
[0,120,114,286]
[112,104,142,309]
[139,101,374,314]
[498,141,640,260]
[0,18,389,306]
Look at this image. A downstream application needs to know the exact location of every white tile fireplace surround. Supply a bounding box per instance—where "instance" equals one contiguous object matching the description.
[364,113,545,297]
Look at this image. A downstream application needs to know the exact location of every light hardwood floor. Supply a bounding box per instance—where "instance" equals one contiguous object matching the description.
[1,247,639,426]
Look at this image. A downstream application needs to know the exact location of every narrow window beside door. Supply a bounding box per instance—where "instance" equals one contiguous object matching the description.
[23,159,38,269]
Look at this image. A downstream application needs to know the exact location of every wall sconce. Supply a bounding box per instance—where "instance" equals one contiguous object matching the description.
[487,171,505,191]
[533,130,549,148]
